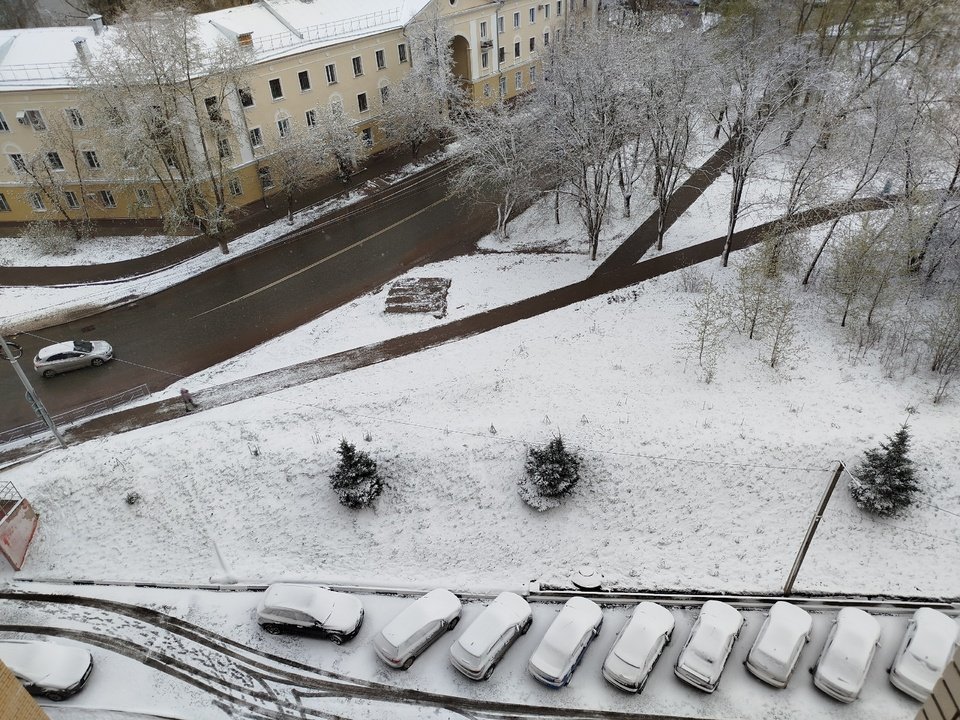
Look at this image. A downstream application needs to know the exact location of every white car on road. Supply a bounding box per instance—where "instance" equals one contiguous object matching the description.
[745,601,813,688]
[889,607,960,701]
[812,607,881,703]
[0,639,93,701]
[449,591,533,680]
[373,588,461,669]
[602,601,674,692]
[528,596,603,687]
[674,600,744,692]
[257,583,364,643]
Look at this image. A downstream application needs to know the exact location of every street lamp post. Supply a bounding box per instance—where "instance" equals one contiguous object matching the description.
[0,335,67,448]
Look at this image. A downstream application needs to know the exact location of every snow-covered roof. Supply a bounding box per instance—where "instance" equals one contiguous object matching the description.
[0,0,431,91]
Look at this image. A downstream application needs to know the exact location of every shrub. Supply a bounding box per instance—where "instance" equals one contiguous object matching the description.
[518,435,582,511]
[848,424,919,517]
[329,439,382,509]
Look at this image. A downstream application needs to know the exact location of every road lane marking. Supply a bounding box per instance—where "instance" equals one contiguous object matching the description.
[189,194,451,320]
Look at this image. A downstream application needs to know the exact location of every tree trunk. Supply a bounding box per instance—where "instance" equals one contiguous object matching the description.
[721,175,745,267]
[802,215,842,285]
[554,186,560,225]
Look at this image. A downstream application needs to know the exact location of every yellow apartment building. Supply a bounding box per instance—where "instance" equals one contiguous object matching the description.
[0,0,597,226]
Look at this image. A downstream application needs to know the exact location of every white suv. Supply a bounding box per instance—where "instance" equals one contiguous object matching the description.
[450,591,533,680]
[373,589,462,669]
[528,596,603,687]
[256,583,364,643]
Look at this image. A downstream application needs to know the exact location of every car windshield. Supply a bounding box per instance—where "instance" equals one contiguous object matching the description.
[73,340,94,353]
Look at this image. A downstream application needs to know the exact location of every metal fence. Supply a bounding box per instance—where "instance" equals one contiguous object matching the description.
[253,8,402,54]
[0,62,77,84]
[0,384,150,446]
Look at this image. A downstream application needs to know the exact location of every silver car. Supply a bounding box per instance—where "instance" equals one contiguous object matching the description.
[34,340,113,377]
[449,591,532,680]
[602,601,675,692]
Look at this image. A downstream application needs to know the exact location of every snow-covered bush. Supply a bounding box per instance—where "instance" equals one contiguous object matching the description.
[848,425,919,517]
[329,440,382,509]
[518,436,582,511]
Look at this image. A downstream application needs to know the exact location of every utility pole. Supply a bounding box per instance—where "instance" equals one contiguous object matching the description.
[782,460,845,595]
[0,335,67,449]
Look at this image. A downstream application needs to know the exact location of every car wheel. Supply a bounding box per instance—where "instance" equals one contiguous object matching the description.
[594,618,603,637]
[329,633,344,645]
[448,616,459,630]
[43,369,56,378]
[91,358,104,367]
[262,624,284,635]
[402,656,415,670]
[482,662,497,681]
[44,690,69,702]
[521,616,533,634]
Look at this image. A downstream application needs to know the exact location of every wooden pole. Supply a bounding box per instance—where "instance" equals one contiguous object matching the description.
[783,460,845,596]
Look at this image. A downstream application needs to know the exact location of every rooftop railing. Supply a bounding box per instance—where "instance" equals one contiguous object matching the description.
[0,61,77,84]
[252,8,402,54]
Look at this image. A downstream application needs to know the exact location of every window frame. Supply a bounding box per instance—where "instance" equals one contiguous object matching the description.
[480,21,487,38]
[238,86,255,108]
[24,109,46,131]
[228,177,243,197]
[379,85,389,105]
[135,188,153,207]
[514,40,520,58]
[65,108,84,129]
[513,11,520,28]
[249,127,264,148]
[498,47,505,64]
[269,78,283,100]
[64,190,80,209]
[398,43,408,63]
[82,150,101,169]
[258,166,274,190]
[361,127,373,148]
[325,63,337,84]
[357,92,369,113]
[46,152,64,171]
[8,153,25,172]
[515,70,522,91]
[352,56,364,77]
[0,112,9,132]
[530,37,535,52]
[277,116,291,138]
[529,7,535,23]
[481,50,489,69]
[375,49,386,70]
[305,109,317,127]
[99,189,116,208]
[298,69,311,92]
[218,137,231,158]
[29,192,46,211]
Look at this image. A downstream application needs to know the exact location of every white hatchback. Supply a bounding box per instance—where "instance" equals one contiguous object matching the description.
[257,583,364,643]
[889,607,960,701]
[745,601,813,688]
[449,591,533,680]
[528,596,603,687]
[34,339,113,377]
[0,639,93,701]
[812,607,881,703]
[602,601,674,693]
[373,588,462,669]
[674,600,744,692]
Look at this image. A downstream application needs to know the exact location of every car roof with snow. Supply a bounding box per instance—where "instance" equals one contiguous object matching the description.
[901,608,960,670]
[754,602,812,658]
[36,341,85,360]
[381,589,460,646]
[613,602,675,667]
[455,592,529,656]
[263,583,334,617]
[822,608,881,672]
[534,597,602,663]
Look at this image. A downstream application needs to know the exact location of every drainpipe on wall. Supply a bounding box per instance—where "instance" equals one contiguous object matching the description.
[495,0,504,100]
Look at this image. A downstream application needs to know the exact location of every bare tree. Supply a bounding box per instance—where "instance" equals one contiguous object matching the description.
[682,277,728,383]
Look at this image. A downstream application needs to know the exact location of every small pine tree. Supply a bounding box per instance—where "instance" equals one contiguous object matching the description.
[518,436,582,510]
[848,425,919,517]
[329,439,383,509]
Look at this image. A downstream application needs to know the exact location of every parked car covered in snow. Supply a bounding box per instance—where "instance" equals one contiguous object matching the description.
[602,601,675,692]
[745,601,813,688]
[257,583,364,643]
[0,639,93,701]
[528,596,603,687]
[674,600,744,692]
[373,588,461,669]
[449,591,532,680]
[34,339,113,377]
[889,607,960,701]
[812,607,881,703]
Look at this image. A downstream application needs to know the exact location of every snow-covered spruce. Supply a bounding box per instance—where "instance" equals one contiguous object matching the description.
[329,440,383,509]
[518,436,583,512]
[848,425,919,517]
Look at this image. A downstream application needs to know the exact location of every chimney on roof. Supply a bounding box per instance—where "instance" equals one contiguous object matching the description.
[88,14,104,36]
[73,37,90,59]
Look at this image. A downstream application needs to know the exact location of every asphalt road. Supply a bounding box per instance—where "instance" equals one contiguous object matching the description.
[1,163,487,434]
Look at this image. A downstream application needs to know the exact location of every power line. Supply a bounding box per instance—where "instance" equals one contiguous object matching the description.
[831,508,960,548]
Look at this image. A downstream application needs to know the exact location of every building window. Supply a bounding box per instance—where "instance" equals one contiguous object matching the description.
[64,191,79,209]
[514,41,520,58]
[0,193,8,211]
[24,109,46,131]
[545,3,550,18]
[513,11,520,27]
[481,51,489,69]
[99,190,116,208]
[380,85,389,104]
[269,78,283,100]
[480,21,487,38]
[515,71,522,91]
[556,28,561,43]
[135,188,153,206]
[238,86,254,107]
[361,127,373,147]
[46,152,64,170]
[8,154,25,171]
[305,109,317,127]
[204,96,221,122]
[352,56,363,76]
[499,76,506,96]
[557,0,562,14]
[258,166,274,190]
[544,31,550,45]
[376,49,386,69]
[228,177,242,197]
[498,47,505,64]
[249,127,263,148]
[530,65,537,84]
[277,117,291,138]
[529,7,535,23]
[398,43,407,63]
[66,108,84,128]
[29,193,46,211]
[529,37,535,52]
[497,16,504,33]
[0,112,8,132]
[218,137,231,158]
[298,70,311,92]
[83,150,101,169]
[357,93,368,113]
[483,83,491,98]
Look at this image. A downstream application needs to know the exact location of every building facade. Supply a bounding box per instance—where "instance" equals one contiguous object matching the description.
[0,0,597,226]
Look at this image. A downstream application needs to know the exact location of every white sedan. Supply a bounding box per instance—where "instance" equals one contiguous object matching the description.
[674,600,744,692]
[602,601,674,692]
[528,596,603,687]
[373,588,461,669]
[812,607,881,703]
[0,639,93,701]
[745,601,813,688]
[257,583,364,643]
[449,591,532,680]
[889,607,960,701]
